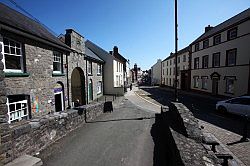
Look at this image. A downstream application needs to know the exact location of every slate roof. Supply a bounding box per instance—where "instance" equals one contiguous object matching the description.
[85,46,104,63]
[0,3,71,51]
[110,51,127,63]
[162,46,189,62]
[191,8,250,44]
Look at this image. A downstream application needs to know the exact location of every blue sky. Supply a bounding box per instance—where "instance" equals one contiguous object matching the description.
[1,0,249,70]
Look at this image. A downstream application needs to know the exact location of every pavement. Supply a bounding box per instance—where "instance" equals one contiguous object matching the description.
[37,86,160,166]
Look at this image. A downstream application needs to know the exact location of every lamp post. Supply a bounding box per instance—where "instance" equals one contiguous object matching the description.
[174,0,178,101]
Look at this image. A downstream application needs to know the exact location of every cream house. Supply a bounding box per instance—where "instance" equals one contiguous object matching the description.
[161,47,189,89]
[151,59,162,85]
[190,8,250,97]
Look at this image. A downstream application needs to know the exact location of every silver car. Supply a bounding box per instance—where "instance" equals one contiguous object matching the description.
[216,96,250,116]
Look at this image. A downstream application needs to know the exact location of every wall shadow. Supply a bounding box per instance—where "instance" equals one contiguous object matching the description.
[151,113,184,166]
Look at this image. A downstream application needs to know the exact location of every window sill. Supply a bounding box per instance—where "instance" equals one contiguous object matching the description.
[52,73,65,77]
[88,74,93,76]
[5,72,30,77]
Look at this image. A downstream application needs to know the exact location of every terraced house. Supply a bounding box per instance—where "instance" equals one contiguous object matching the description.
[161,46,190,90]
[0,3,71,123]
[190,8,250,97]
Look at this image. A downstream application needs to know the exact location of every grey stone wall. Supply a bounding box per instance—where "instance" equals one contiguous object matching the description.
[2,102,104,164]
[1,32,68,118]
[0,42,11,165]
[161,102,220,165]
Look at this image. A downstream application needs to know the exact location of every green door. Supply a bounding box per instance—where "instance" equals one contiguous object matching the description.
[89,79,93,101]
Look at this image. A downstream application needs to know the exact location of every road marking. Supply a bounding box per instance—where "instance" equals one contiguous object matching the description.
[134,91,161,108]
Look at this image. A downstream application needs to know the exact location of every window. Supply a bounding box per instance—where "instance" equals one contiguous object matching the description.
[178,56,180,63]
[193,76,199,88]
[201,76,208,89]
[170,68,171,75]
[2,38,24,72]
[162,69,164,75]
[212,53,220,67]
[88,61,92,74]
[226,49,236,66]
[166,68,168,75]
[173,67,175,75]
[7,95,29,123]
[170,60,172,65]
[116,75,119,86]
[227,27,237,40]
[225,77,235,94]
[202,55,209,68]
[167,61,168,66]
[213,34,221,45]
[170,79,171,86]
[97,81,102,94]
[97,64,102,75]
[183,55,186,62]
[53,51,63,73]
[194,57,199,69]
[177,66,180,76]
[195,43,199,51]
[203,39,209,49]
[162,63,164,67]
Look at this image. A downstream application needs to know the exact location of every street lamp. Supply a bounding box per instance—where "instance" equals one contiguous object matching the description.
[174,0,178,102]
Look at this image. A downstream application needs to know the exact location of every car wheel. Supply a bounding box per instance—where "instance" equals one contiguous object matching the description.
[218,106,227,114]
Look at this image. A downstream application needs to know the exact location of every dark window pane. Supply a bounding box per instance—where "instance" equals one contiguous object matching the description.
[16,48,21,55]
[10,41,15,47]
[53,62,61,72]
[10,47,15,54]
[4,46,9,53]
[9,104,15,112]
[5,54,21,70]
[16,103,21,110]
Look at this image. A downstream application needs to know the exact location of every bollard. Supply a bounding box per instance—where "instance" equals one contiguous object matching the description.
[240,115,249,142]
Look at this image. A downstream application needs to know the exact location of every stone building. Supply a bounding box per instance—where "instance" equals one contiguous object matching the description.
[63,29,104,106]
[0,3,71,123]
[161,47,190,90]
[190,8,250,97]
[151,59,162,85]
[85,40,127,95]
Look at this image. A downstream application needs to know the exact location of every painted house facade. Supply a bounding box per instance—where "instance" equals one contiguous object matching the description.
[85,40,127,95]
[151,59,162,85]
[0,3,71,123]
[190,8,250,97]
[162,47,189,89]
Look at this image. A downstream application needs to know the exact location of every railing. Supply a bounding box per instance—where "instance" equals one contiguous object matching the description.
[7,99,28,123]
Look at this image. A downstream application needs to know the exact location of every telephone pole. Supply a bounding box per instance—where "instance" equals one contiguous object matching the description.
[174,0,178,101]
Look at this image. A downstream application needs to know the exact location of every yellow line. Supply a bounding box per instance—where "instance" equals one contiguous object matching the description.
[134,91,161,108]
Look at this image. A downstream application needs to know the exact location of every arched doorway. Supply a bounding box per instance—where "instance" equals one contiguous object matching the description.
[88,79,93,101]
[71,67,86,106]
[54,82,64,112]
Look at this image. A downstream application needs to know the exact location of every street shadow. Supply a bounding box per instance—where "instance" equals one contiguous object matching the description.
[151,113,184,166]
[86,116,155,123]
[141,87,250,138]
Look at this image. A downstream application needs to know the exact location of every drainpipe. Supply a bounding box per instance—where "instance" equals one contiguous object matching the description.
[66,53,71,108]
[85,55,88,104]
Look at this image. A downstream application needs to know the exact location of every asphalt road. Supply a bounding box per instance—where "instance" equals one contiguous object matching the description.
[139,86,250,138]
[39,94,159,166]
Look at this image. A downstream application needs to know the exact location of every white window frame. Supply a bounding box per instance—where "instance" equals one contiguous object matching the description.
[97,81,102,94]
[201,76,208,89]
[53,51,63,74]
[97,64,102,75]
[2,38,24,73]
[7,97,28,123]
[88,61,92,75]
[225,77,235,94]
[193,76,199,88]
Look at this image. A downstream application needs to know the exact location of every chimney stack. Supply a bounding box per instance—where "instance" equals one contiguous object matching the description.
[205,25,213,33]
[113,46,118,55]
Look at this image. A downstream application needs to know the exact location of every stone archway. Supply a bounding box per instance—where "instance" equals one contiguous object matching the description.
[71,67,86,106]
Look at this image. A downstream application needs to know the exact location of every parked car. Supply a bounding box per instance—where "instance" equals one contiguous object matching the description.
[216,96,250,116]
